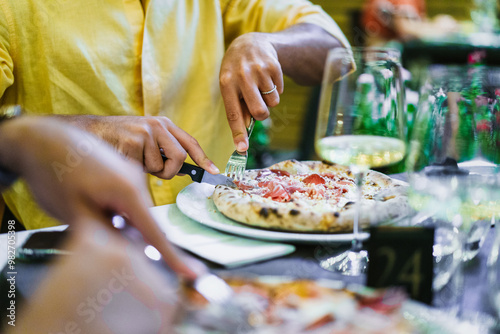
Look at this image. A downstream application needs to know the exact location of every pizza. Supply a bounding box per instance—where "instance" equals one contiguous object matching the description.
[176,277,419,333]
[213,160,411,233]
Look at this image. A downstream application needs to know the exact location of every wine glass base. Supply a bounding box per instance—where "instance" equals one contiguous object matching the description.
[319,249,368,276]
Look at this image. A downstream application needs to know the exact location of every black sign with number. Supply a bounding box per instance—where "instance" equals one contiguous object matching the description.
[366,226,434,305]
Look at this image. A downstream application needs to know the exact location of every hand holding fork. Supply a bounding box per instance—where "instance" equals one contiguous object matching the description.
[224,117,255,181]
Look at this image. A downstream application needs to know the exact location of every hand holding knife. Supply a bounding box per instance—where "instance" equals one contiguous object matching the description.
[161,153,235,187]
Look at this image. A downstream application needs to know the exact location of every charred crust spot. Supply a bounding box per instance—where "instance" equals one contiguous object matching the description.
[270,208,282,218]
[334,212,340,217]
[290,209,300,216]
[370,182,378,186]
[259,208,269,218]
[345,201,355,206]
[347,170,352,176]
[321,160,334,166]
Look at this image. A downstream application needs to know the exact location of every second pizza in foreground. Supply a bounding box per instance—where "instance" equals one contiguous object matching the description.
[177,277,417,333]
[213,160,412,233]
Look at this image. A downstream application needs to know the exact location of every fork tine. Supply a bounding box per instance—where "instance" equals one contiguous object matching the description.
[234,165,240,181]
[225,164,233,178]
[234,167,240,181]
[230,165,236,180]
[228,165,236,180]
[231,165,237,181]
[238,165,245,181]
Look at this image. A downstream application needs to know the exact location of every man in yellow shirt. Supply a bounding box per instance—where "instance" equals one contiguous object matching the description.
[0,0,350,229]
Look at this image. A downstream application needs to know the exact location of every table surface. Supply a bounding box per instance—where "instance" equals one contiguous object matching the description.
[1,217,497,325]
[212,226,497,317]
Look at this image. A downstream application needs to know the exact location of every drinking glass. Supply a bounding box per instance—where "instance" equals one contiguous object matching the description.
[314,47,406,276]
[407,64,500,312]
[488,223,500,322]
[407,65,500,259]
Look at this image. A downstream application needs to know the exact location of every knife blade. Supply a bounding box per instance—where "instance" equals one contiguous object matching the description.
[161,154,235,187]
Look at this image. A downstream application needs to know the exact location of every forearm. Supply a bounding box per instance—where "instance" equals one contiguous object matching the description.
[50,114,125,149]
[266,23,346,85]
[51,114,105,135]
[0,118,29,190]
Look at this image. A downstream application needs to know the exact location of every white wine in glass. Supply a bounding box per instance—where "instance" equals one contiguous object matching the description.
[316,135,406,169]
[314,47,406,276]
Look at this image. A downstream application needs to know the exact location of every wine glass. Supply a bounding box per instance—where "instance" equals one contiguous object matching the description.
[314,47,406,276]
[407,65,500,259]
[407,64,500,312]
[488,221,500,324]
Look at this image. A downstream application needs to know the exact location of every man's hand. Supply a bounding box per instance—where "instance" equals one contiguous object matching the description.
[0,117,203,280]
[219,23,345,152]
[56,115,219,179]
[220,32,284,152]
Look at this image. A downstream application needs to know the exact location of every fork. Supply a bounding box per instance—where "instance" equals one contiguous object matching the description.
[225,117,255,181]
[193,272,235,304]
[193,272,261,332]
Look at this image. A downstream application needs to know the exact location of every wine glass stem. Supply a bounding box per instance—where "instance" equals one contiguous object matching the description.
[352,169,365,252]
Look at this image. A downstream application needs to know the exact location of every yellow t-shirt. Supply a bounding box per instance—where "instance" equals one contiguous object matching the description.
[0,0,349,229]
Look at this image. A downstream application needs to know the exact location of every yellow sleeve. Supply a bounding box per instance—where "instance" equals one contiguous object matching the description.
[221,0,350,48]
[0,5,13,98]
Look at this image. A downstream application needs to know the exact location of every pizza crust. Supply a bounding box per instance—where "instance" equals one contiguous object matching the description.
[213,160,411,233]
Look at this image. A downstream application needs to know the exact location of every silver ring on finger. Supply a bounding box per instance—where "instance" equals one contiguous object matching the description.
[260,84,277,95]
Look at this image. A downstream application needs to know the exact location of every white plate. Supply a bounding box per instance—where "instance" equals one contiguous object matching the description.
[176,182,370,245]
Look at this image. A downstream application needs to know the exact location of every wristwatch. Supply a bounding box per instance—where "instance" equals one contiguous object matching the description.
[0,105,21,187]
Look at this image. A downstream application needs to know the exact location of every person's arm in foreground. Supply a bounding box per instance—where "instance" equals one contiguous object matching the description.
[219,22,346,152]
[8,220,179,334]
[0,116,202,279]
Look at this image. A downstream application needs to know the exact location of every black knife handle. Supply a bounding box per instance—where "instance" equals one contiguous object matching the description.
[161,154,204,183]
[179,163,204,182]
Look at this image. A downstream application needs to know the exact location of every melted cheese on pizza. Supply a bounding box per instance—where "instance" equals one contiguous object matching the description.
[235,168,385,211]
